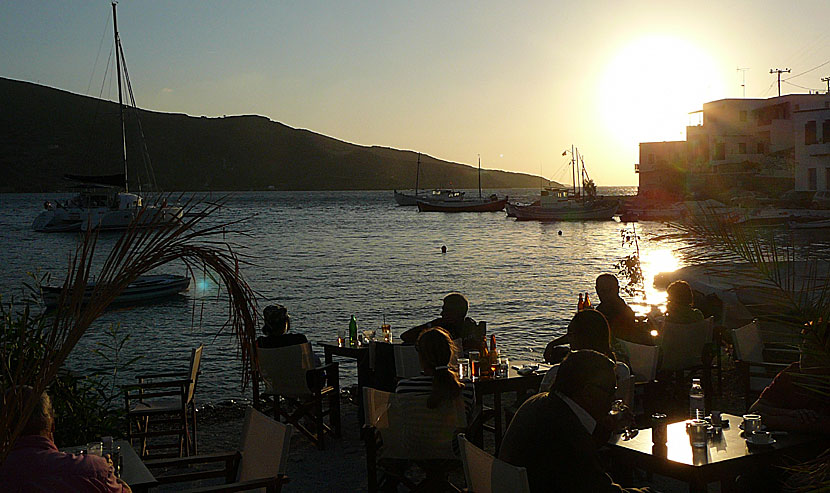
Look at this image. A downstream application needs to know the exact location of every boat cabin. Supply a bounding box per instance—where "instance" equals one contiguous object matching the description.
[540,187,575,207]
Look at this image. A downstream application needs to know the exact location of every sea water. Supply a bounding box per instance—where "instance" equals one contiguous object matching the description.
[1,188,693,403]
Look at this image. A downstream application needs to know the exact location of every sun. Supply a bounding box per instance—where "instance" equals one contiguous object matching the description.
[598,35,726,147]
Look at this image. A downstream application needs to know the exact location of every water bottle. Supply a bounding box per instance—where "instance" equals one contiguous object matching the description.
[689,378,705,420]
[349,315,358,347]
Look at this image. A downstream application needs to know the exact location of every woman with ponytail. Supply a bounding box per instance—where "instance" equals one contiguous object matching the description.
[395,327,475,415]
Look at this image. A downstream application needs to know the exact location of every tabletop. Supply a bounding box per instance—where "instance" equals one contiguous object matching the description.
[609,413,821,491]
[318,341,369,359]
[61,439,157,492]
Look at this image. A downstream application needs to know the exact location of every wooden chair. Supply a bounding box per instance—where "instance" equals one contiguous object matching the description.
[257,342,341,450]
[124,345,202,458]
[145,407,291,492]
[458,433,530,493]
[655,317,718,411]
[731,320,798,410]
[394,344,422,379]
[362,387,467,492]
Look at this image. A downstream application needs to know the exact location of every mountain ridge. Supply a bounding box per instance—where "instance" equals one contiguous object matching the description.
[0,77,559,192]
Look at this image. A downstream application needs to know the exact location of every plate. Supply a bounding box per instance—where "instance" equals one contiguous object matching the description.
[746,436,776,446]
[516,367,536,376]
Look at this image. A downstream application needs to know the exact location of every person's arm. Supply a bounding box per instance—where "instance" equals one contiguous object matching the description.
[400,323,429,344]
[547,333,570,349]
[749,398,830,433]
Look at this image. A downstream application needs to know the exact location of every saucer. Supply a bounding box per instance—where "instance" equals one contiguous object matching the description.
[739,423,767,431]
[516,365,538,376]
[746,436,776,446]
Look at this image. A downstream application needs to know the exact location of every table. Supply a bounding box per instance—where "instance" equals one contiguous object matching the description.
[62,440,157,493]
[472,361,548,454]
[609,414,821,493]
[319,342,371,424]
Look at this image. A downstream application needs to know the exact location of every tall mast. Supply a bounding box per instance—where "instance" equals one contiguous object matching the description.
[478,154,482,198]
[112,2,128,192]
[415,153,420,195]
[571,144,576,197]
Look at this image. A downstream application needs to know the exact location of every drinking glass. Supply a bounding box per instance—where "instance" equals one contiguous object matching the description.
[457,358,471,381]
[362,329,376,343]
[610,400,638,440]
[381,324,392,343]
[497,356,509,378]
[468,351,480,380]
[688,418,708,448]
[86,441,103,456]
[651,413,667,445]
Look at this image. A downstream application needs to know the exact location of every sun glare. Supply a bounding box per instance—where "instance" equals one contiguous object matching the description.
[640,247,680,311]
[598,35,725,147]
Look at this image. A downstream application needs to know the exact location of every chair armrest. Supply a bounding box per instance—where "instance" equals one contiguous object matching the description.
[136,371,189,380]
[144,451,239,469]
[122,379,191,392]
[307,362,339,391]
[184,476,289,493]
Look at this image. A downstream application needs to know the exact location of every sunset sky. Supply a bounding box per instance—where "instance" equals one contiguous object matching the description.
[3,1,829,186]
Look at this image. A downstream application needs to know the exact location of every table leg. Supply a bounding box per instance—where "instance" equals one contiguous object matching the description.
[356,352,369,426]
[324,347,333,365]
[494,392,503,454]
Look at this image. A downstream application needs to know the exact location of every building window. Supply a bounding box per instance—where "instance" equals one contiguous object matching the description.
[739,110,747,122]
[757,142,764,154]
[738,142,747,154]
[714,143,725,160]
[809,168,817,190]
[806,121,817,145]
[824,120,830,143]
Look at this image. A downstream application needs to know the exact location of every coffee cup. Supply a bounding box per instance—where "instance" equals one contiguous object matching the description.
[742,414,762,433]
[750,430,771,444]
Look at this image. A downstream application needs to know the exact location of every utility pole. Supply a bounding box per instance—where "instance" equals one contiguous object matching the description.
[737,67,749,97]
[769,68,791,97]
[823,76,830,94]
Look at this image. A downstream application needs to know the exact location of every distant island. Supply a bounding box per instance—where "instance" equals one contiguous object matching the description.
[0,77,556,192]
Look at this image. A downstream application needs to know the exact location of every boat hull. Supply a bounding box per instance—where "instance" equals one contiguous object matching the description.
[42,274,190,308]
[33,205,183,232]
[508,200,618,221]
[417,197,507,213]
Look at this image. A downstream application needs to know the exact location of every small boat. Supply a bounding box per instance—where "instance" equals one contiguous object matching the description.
[42,274,190,309]
[32,3,181,233]
[393,153,465,205]
[415,156,506,213]
[788,218,830,229]
[417,195,508,212]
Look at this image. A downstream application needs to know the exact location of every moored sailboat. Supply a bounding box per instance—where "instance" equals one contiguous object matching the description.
[416,155,506,213]
[32,3,181,233]
[393,153,465,205]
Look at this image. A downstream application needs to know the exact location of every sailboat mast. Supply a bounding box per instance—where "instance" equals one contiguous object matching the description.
[571,144,576,197]
[478,154,482,198]
[415,153,420,195]
[112,2,128,192]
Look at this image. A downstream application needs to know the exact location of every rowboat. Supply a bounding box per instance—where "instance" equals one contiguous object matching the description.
[42,274,190,309]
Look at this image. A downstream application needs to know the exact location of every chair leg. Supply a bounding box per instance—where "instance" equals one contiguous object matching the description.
[315,396,325,450]
[191,404,198,456]
[331,391,342,438]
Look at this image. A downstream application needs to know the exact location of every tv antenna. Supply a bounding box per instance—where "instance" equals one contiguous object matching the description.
[769,68,791,97]
[737,67,749,97]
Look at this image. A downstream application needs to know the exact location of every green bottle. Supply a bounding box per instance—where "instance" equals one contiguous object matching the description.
[349,315,358,347]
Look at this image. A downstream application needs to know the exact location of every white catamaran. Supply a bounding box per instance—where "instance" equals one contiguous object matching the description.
[32,2,181,233]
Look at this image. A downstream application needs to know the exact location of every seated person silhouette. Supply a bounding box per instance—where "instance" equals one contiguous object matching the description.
[400,293,484,352]
[0,387,132,492]
[499,350,650,493]
[396,327,475,416]
[539,309,632,405]
[256,304,308,348]
[665,280,705,324]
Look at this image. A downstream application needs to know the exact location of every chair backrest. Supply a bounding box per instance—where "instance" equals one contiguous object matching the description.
[237,407,293,483]
[258,343,316,397]
[618,373,636,407]
[458,433,530,493]
[186,345,203,403]
[618,340,659,382]
[393,345,422,379]
[659,317,714,372]
[363,387,466,461]
[732,320,764,363]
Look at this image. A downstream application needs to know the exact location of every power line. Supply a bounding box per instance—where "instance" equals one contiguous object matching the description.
[770,68,791,97]
[783,80,820,92]
[785,58,830,80]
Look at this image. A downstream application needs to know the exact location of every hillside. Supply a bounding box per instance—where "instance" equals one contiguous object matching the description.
[0,77,555,192]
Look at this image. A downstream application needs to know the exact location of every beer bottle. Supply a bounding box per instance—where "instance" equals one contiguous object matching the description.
[578,293,584,311]
[489,334,499,373]
[584,292,592,308]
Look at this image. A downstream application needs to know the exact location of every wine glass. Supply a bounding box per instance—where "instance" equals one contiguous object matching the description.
[610,400,639,440]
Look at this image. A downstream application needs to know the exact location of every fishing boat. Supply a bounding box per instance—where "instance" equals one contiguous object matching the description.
[42,274,190,309]
[393,153,465,205]
[788,218,830,229]
[508,146,618,221]
[416,156,506,213]
[32,3,181,233]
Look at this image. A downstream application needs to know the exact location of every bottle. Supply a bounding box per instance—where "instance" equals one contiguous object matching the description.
[689,378,705,420]
[578,293,584,311]
[349,315,358,347]
[488,334,499,373]
[584,292,592,308]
